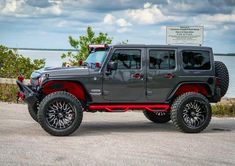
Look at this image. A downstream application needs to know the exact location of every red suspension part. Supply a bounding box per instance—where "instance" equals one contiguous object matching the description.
[89,103,170,112]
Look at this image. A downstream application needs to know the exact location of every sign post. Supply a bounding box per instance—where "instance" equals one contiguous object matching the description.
[166,26,204,46]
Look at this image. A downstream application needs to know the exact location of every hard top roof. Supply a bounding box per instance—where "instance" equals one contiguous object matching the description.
[111,44,212,50]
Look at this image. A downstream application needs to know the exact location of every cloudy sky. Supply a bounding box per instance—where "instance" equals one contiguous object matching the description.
[0,0,235,53]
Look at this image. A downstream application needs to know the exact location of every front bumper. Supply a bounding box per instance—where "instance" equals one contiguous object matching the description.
[16,80,38,106]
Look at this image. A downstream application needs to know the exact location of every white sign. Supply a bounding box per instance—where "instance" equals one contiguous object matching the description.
[166,26,204,45]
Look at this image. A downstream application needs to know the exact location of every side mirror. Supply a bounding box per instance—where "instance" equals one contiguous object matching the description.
[107,61,118,70]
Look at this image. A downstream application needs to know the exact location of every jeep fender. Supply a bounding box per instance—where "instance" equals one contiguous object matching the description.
[41,80,92,102]
[167,82,211,102]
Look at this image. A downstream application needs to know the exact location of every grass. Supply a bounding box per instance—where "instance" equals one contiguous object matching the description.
[212,99,235,117]
[0,84,234,117]
[0,84,18,102]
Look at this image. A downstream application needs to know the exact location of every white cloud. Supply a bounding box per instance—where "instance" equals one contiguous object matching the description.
[144,2,151,9]
[103,14,115,24]
[1,0,62,17]
[36,4,62,15]
[2,0,17,12]
[103,14,132,33]
[202,14,235,23]
[117,27,130,33]
[2,0,25,15]
[127,2,181,24]
[116,18,132,27]
[190,13,235,30]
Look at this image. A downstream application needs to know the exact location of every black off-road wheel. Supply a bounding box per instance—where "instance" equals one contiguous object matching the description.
[215,61,229,97]
[143,111,171,123]
[171,92,212,133]
[38,91,83,136]
[28,102,39,122]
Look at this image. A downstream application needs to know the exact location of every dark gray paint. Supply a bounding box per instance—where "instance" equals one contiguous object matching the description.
[31,45,218,103]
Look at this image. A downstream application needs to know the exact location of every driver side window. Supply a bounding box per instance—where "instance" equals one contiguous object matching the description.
[110,49,141,69]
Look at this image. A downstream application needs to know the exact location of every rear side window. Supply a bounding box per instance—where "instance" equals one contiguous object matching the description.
[111,49,141,69]
[182,50,211,70]
[149,50,176,69]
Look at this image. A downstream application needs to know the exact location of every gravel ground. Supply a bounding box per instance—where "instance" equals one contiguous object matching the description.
[0,102,235,166]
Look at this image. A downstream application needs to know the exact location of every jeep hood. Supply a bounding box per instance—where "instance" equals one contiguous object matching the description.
[31,66,90,79]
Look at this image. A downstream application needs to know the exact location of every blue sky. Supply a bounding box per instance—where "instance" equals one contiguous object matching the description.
[0,0,235,53]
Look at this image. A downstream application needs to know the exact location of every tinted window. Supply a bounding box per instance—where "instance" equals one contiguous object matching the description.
[111,49,141,69]
[182,51,210,70]
[149,50,176,69]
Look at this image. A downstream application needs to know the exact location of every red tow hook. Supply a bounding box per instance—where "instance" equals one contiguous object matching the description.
[17,92,25,103]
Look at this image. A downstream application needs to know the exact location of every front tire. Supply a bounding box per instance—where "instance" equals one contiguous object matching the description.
[28,102,39,122]
[38,91,83,136]
[171,92,212,133]
[143,111,171,123]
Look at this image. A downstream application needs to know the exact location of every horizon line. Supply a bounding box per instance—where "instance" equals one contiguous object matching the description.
[8,47,78,52]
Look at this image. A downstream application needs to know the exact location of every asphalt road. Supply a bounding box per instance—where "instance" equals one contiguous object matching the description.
[0,102,235,166]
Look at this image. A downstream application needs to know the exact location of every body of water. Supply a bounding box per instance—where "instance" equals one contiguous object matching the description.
[19,50,235,98]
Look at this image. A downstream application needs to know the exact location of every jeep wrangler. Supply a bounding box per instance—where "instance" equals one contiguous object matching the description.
[17,44,229,136]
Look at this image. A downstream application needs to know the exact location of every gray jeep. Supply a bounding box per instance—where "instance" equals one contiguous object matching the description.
[17,44,229,136]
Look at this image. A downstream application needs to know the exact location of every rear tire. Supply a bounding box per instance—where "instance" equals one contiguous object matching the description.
[38,91,83,136]
[171,92,212,133]
[215,61,229,97]
[143,111,171,123]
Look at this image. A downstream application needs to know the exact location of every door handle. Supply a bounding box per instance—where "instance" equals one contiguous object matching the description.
[132,73,144,79]
[164,73,175,79]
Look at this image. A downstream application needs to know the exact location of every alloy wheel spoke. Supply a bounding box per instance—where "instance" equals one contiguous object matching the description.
[182,100,207,128]
[45,100,76,130]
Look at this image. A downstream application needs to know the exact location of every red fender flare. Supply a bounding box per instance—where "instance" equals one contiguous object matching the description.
[174,84,208,97]
[42,81,86,101]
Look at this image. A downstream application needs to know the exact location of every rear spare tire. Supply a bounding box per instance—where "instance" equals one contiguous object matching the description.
[215,61,229,97]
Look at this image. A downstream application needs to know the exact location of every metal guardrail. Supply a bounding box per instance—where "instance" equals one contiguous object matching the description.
[0,78,30,85]
[8,48,78,52]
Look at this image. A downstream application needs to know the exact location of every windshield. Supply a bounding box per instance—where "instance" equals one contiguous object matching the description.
[85,50,107,68]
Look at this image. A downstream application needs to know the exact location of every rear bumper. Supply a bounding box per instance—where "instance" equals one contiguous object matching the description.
[16,80,38,106]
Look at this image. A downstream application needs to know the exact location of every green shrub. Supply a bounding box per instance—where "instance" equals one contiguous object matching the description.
[61,26,113,66]
[0,45,45,79]
[0,84,18,102]
[212,101,235,117]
